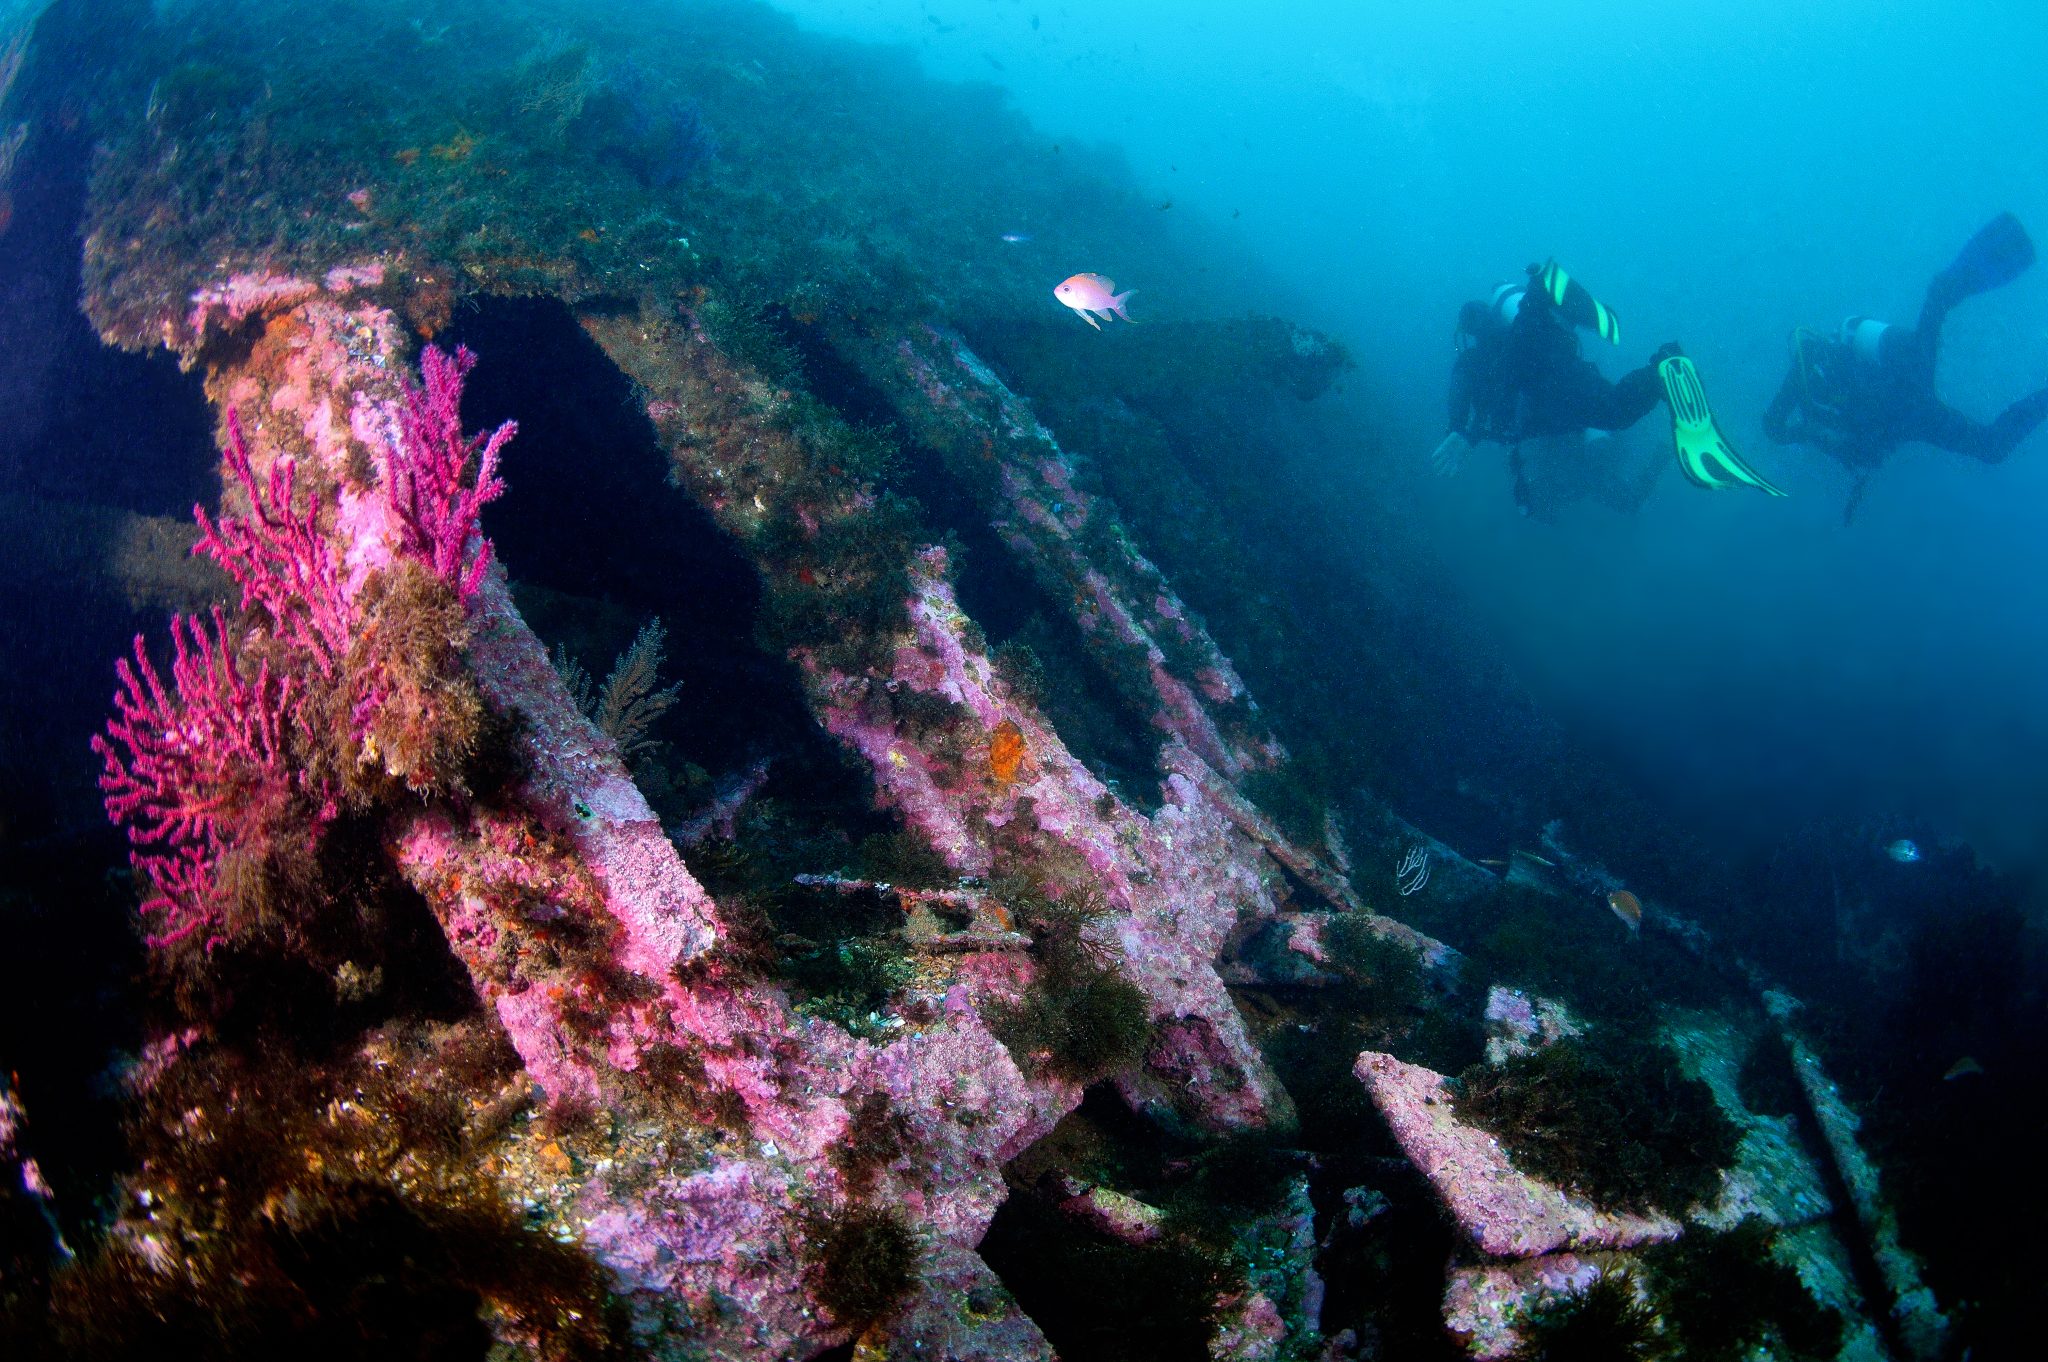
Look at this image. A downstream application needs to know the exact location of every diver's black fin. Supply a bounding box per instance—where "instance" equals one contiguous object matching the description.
[1941,212,2035,299]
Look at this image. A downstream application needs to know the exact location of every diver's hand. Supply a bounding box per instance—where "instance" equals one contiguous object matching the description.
[1431,431,1470,476]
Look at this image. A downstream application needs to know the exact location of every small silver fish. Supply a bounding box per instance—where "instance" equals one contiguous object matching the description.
[1886,838,1922,864]
[1001,232,1032,244]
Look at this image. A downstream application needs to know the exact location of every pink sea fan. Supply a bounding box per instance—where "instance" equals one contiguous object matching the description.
[194,410,355,674]
[97,344,511,949]
[384,344,514,602]
[91,608,309,946]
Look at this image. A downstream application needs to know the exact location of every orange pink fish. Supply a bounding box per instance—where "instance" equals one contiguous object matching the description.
[1054,273,1137,330]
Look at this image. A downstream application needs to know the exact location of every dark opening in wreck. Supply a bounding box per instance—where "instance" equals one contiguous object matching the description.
[0,106,218,840]
[446,296,822,781]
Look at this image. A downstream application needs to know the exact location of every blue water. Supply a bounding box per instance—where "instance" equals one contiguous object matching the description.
[4,2,2045,1354]
[768,0,2048,866]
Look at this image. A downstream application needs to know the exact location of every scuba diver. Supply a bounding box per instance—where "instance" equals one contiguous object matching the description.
[1762,212,2048,524]
[1436,260,1784,516]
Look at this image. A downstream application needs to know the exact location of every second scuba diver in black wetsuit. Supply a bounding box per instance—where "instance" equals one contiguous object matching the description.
[1762,212,2048,524]
[1437,261,1783,515]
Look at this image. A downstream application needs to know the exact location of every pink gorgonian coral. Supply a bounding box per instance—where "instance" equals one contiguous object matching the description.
[195,410,355,674]
[384,344,513,603]
[97,343,512,948]
[91,608,314,946]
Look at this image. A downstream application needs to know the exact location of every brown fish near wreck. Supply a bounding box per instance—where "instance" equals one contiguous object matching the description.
[1607,889,1642,933]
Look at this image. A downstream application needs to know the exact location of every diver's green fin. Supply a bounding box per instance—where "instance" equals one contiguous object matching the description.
[1538,259,1621,346]
[1658,354,1786,495]
[1943,212,2034,298]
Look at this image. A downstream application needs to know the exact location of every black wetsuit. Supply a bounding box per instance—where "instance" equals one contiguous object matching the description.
[1448,290,1670,515]
[1448,294,1664,445]
[1762,275,2048,469]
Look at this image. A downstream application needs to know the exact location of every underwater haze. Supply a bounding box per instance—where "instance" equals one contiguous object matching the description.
[770,0,2048,865]
[9,0,2048,1356]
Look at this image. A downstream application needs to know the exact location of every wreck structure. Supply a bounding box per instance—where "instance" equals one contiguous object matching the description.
[0,2,1951,1359]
